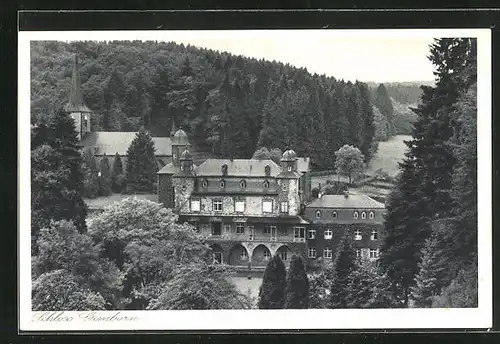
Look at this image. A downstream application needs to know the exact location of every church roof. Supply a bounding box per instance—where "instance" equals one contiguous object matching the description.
[194,159,281,177]
[307,194,385,209]
[79,132,172,156]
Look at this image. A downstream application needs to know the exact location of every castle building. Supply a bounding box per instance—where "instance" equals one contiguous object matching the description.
[158,130,385,271]
[158,140,313,270]
[304,193,386,268]
[64,54,172,170]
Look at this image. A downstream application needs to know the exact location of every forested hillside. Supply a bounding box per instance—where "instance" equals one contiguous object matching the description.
[31,40,377,169]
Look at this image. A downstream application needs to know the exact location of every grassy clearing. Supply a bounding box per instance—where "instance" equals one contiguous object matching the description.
[367,135,410,177]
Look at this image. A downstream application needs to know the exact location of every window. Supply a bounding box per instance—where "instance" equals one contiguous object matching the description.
[239,180,246,189]
[361,211,367,219]
[287,166,292,172]
[263,250,271,261]
[236,223,245,234]
[262,200,273,213]
[369,211,375,219]
[201,179,208,188]
[280,201,289,213]
[235,200,245,212]
[248,225,255,240]
[211,222,222,236]
[294,227,305,242]
[190,199,201,212]
[264,225,271,235]
[308,247,316,258]
[371,229,378,240]
[219,180,226,189]
[265,165,271,177]
[370,249,379,259]
[324,228,333,240]
[282,182,287,191]
[224,224,232,233]
[213,199,223,212]
[323,247,332,259]
[263,180,270,189]
[308,229,316,239]
[315,210,322,219]
[354,229,362,240]
[222,164,228,176]
[332,211,338,219]
[279,249,288,261]
[356,249,361,258]
[353,211,359,219]
[278,226,288,235]
[240,249,248,260]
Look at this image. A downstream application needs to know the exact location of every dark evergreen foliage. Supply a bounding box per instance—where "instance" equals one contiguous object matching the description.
[111,153,124,193]
[372,83,395,136]
[330,231,357,308]
[258,255,286,309]
[284,255,309,309]
[379,38,477,306]
[31,40,377,168]
[124,128,158,194]
[31,108,88,254]
[98,155,112,196]
[82,149,99,198]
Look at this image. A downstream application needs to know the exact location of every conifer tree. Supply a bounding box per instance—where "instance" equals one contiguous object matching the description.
[330,231,357,308]
[82,149,99,198]
[111,153,124,193]
[373,83,395,136]
[284,255,309,309]
[346,259,393,308]
[379,38,477,306]
[410,221,453,307]
[31,108,88,254]
[258,255,286,309]
[124,128,157,193]
[98,155,112,196]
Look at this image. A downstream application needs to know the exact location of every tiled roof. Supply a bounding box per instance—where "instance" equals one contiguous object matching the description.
[307,194,385,209]
[157,162,181,175]
[194,159,281,177]
[296,157,310,173]
[79,132,172,156]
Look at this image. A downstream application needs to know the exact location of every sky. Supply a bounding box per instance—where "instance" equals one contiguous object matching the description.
[156,30,437,83]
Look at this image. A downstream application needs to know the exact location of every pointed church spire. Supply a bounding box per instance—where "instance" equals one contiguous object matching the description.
[64,54,91,113]
[70,54,83,107]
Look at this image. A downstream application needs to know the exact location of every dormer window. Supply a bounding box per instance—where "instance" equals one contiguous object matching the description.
[222,164,228,176]
[201,179,208,188]
[353,211,359,219]
[369,211,375,219]
[239,180,246,189]
[361,211,367,220]
[219,180,226,189]
[263,180,269,189]
[287,166,292,172]
[265,165,271,177]
[315,210,322,219]
[332,211,338,219]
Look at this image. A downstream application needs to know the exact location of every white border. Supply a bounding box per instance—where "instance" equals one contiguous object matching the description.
[19,29,492,331]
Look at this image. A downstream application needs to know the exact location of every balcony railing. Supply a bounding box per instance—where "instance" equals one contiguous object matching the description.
[205,232,305,243]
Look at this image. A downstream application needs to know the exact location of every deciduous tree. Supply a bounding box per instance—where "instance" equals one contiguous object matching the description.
[334,145,366,183]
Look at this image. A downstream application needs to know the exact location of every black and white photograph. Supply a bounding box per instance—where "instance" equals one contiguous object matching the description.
[18,29,492,330]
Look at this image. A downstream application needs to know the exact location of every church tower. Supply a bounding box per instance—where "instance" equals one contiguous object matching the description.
[64,54,93,141]
[171,128,190,166]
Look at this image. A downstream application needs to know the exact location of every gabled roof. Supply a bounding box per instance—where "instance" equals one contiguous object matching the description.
[307,194,385,209]
[79,132,172,156]
[194,159,281,177]
[296,157,310,173]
